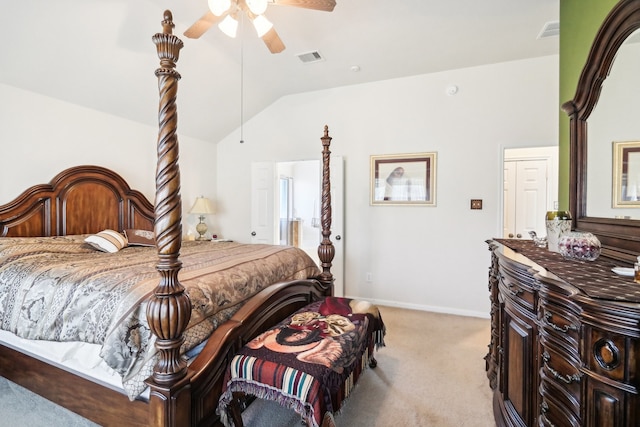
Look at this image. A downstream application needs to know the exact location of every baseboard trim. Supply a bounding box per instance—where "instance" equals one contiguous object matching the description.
[343,295,490,319]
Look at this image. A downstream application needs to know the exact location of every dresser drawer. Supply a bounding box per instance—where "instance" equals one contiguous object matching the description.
[539,392,581,427]
[541,346,582,394]
[498,266,537,312]
[539,302,580,345]
[584,327,638,387]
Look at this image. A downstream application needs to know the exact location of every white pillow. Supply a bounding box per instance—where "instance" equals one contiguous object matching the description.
[85,229,128,253]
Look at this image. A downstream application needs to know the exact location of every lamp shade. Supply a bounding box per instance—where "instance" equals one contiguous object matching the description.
[208,0,231,16]
[246,0,268,15]
[218,14,238,38]
[252,15,273,37]
[189,197,216,215]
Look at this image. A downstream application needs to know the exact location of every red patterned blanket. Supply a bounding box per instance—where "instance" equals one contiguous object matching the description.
[217,297,386,427]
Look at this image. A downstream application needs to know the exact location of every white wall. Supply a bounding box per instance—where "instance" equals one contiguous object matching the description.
[0,84,218,236]
[216,55,559,317]
[1,54,559,318]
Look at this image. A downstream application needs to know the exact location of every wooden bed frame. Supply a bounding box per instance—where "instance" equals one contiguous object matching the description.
[0,11,336,427]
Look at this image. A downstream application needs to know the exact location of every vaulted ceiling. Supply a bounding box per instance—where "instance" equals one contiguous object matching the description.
[2,0,558,143]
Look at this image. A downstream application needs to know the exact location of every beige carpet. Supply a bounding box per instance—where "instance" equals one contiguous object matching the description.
[1,306,495,426]
[242,305,495,426]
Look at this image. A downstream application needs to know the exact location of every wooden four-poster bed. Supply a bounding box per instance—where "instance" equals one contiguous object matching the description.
[0,10,336,427]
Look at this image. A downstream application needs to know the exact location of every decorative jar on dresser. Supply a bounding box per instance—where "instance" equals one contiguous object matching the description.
[485,239,640,427]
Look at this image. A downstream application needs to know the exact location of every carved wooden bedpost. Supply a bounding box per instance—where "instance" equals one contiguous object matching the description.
[484,241,500,390]
[146,10,192,427]
[318,125,335,294]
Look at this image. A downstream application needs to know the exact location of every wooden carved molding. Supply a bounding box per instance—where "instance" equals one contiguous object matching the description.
[318,125,335,292]
[146,10,191,390]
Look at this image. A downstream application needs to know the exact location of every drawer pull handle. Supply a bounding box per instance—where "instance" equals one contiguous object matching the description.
[542,351,582,384]
[593,339,620,370]
[507,283,523,297]
[543,311,578,333]
[541,400,549,413]
[497,272,522,296]
[540,401,557,427]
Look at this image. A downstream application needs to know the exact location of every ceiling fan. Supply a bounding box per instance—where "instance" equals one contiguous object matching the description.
[184,0,336,54]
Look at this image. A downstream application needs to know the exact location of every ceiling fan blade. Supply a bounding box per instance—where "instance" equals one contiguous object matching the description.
[262,28,285,54]
[184,11,222,39]
[271,0,336,12]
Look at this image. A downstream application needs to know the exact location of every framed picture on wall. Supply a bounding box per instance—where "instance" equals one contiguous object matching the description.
[613,140,640,207]
[370,152,437,206]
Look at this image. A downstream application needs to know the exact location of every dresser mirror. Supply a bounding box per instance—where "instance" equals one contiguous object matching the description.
[562,0,640,261]
[588,30,640,216]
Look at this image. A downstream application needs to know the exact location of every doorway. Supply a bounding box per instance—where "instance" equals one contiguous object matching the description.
[251,159,345,296]
[503,147,558,239]
[276,160,321,260]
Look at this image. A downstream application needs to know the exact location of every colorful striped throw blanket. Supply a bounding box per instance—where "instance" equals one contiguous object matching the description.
[217,297,386,427]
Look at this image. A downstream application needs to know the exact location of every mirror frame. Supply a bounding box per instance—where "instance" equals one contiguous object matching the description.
[562,0,640,262]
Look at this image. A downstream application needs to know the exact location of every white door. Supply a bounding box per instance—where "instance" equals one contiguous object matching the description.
[503,159,549,238]
[329,156,344,297]
[503,161,517,238]
[251,162,275,244]
[516,160,548,237]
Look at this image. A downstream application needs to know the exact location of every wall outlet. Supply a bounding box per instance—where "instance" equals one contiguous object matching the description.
[366,272,372,282]
[470,199,483,210]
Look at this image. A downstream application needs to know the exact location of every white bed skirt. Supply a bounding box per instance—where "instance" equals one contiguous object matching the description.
[0,329,210,401]
[0,329,135,396]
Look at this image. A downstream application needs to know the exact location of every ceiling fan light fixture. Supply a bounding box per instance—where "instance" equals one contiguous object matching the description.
[218,14,238,37]
[252,15,273,38]
[208,0,231,16]
[246,0,268,15]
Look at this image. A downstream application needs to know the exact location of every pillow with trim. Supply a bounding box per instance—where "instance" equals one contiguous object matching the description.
[85,229,128,253]
[124,229,156,246]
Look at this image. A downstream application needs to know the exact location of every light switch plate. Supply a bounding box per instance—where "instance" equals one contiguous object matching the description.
[471,199,483,210]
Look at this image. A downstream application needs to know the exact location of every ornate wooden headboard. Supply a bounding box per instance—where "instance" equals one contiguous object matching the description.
[0,165,155,237]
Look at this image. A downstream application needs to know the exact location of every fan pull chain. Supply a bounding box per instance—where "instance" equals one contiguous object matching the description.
[239,14,245,144]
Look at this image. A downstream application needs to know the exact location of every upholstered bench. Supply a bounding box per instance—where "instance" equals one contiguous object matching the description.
[217,297,386,427]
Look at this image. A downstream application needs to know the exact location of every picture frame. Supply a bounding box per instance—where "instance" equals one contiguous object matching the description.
[370,152,437,206]
[613,141,640,207]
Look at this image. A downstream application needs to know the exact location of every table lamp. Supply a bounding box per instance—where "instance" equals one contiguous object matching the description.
[189,196,215,240]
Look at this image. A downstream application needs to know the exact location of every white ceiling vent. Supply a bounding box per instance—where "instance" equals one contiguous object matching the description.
[297,51,325,64]
[537,21,560,39]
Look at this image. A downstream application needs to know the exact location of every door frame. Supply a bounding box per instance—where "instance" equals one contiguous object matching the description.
[251,158,345,296]
[501,146,558,239]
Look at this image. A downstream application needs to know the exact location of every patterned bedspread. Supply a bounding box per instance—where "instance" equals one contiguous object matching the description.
[217,297,386,427]
[0,235,320,399]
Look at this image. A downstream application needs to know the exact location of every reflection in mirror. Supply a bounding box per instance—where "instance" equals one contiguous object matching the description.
[587,29,640,219]
[565,0,640,261]
[612,141,640,208]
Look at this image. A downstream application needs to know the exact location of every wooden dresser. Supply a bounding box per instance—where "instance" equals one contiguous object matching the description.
[485,239,640,427]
